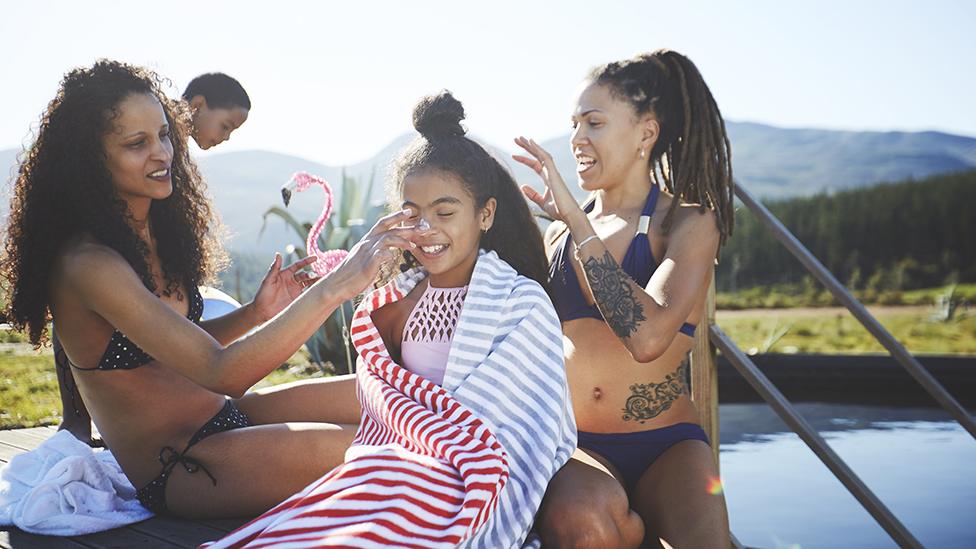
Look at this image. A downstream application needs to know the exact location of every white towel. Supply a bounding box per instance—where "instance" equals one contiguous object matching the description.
[0,430,152,535]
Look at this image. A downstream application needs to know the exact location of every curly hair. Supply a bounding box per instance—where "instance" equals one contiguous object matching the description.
[1,60,226,347]
[384,91,550,294]
[589,49,734,249]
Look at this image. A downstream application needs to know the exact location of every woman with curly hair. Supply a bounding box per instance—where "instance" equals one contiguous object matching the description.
[515,50,733,547]
[1,60,417,518]
[54,69,252,445]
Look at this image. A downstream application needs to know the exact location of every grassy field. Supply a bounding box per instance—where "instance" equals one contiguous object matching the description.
[716,282,976,310]
[0,352,62,429]
[716,306,976,354]
[0,345,325,430]
[2,305,973,429]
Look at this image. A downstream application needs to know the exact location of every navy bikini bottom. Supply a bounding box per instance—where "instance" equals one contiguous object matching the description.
[578,423,710,492]
[135,399,252,514]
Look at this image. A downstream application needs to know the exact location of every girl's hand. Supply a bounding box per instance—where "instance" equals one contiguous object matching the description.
[252,254,317,322]
[513,136,581,222]
[322,209,419,301]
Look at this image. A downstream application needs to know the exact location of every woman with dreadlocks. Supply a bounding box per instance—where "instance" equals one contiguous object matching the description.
[514,50,733,547]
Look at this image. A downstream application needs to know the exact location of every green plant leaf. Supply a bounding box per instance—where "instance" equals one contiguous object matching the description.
[340,169,359,227]
[346,221,369,245]
[327,227,351,250]
[366,203,388,226]
[359,166,376,212]
[760,322,793,353]
[262,206,309,242]
[313,217,335,250]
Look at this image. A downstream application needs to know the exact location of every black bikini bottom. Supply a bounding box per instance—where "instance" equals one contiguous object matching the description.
[135,399,252,514]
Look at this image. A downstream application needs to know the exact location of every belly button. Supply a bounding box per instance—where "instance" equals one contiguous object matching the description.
[592,387,602,400]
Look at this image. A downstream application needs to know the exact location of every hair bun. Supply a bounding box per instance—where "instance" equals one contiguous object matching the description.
[413,91,466,139]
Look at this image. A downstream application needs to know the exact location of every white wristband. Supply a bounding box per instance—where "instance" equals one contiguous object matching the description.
[574,234,601,259]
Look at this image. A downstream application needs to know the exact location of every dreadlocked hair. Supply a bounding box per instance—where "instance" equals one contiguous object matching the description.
[1,60,226,347]
[589,49,734,248]
[379,90,550,295]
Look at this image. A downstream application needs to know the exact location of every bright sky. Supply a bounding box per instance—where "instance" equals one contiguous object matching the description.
[1,0,973,166]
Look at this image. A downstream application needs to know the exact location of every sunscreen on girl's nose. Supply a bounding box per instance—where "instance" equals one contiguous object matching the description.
[416,218,431,232]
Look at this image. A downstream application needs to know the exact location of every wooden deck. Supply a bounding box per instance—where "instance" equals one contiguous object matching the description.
[0,426,248,549]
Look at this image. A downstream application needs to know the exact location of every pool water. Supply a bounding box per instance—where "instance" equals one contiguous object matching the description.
[719,403,976,548]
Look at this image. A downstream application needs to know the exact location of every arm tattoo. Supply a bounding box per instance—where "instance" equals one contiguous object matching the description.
[582,250,647,338]
[622,359,689,423]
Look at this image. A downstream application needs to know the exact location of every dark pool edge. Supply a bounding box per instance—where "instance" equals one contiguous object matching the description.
[714,353,976,407]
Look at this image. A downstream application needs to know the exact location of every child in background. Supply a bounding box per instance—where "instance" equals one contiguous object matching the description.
[182,72,250,150]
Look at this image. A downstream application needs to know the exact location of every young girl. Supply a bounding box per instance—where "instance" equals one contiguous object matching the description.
[205,92,576,549]
[516,50,733,547]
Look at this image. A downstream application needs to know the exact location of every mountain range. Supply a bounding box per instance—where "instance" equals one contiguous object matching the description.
[2,121,975,255]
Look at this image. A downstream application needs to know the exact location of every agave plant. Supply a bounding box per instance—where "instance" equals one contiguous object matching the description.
[261,168,387,374]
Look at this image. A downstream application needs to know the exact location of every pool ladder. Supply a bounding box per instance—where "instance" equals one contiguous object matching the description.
[691,183,975,549]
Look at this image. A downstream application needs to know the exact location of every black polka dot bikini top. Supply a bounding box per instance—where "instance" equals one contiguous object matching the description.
[69,287,204,371]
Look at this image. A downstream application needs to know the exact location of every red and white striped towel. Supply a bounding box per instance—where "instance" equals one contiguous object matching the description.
[204,251,575,548]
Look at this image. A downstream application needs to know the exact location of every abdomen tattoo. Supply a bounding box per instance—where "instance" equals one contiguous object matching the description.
[622,360,689,423]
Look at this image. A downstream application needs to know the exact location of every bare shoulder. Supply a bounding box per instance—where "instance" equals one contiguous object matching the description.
[656,202,721,265]
[370,298,406,333]
[54,238,140,296]
[371,280,426,349]
[543,220,568,256]
[669,203,720,240]
[58,239,127,276]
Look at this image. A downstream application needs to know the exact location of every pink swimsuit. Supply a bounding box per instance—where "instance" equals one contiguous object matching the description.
[400,283,467,386]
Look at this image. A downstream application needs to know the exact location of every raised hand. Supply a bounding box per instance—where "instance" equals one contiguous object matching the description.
[513,136,581,222]
[320,209,419,301]
[251,254,317,322]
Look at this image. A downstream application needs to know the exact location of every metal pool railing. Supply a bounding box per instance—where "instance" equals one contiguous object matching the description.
[691,183,974,548]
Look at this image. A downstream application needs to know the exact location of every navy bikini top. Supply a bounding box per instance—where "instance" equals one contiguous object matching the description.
[549,185,697,338]
[69,286,205,371]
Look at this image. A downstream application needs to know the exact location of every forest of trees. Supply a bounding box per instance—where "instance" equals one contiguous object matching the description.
[717,169,976,294]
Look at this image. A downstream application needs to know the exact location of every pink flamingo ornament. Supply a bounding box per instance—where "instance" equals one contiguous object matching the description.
[281,172,349,276]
